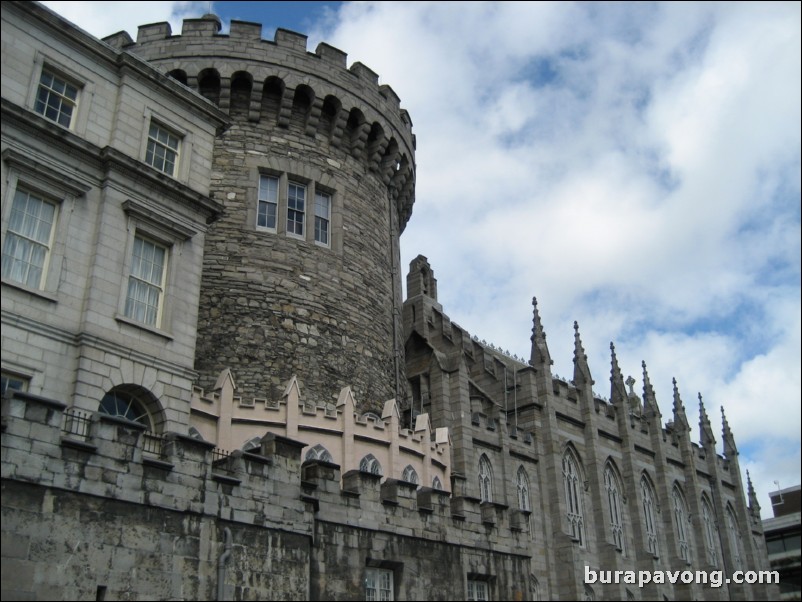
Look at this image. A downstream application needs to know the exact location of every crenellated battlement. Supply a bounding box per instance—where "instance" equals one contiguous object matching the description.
[103,15,415,223]
[190,369,451,492]
[2,391,531,561]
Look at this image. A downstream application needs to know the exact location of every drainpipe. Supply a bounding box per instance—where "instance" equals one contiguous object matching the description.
[217,527,232,601]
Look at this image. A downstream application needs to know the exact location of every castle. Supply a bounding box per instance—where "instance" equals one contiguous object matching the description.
[0,3,777,600]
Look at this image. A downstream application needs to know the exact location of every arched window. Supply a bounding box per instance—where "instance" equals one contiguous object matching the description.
[99,384,161,432]
[359,454,382,476]
[529,574,540,602]
[604,463,625,551]
[517,466,531,511]
[702,495,718,567]
[432,476,443,490]
[641,475,659,557]
[726,505,743,569]
[583,584,595,601]
[563,449,585,546]
[305,444,333,463]
[401,465,419,485]
[478,454,493,503]
[672,485,690,563]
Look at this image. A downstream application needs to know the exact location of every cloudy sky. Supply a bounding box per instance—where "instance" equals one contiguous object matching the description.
[42,1,800,516]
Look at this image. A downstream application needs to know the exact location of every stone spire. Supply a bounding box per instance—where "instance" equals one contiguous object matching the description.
[609,342,627,405]
[721,406,738,458]
[641,361,660,419]
[529,297,552,368]
[672,377,689,432]
[747,470,761,517]
[572,321,593,387]
[698,393,716,449]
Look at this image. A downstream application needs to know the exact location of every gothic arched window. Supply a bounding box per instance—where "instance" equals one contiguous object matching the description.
[726,505,743,569]
[517,466,531,511]
[641,475,659,557]
[305,444,333,463]
[672,485,690,563]
[604,463,625,552]
[562,448,585,546]
[702,495,718,567]
[401,465,419,485]
[359,454,382,476]
[479,454,493,503]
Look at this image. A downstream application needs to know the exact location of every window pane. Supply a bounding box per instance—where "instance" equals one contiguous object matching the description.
[146,123,180,176]
[125,236,166,326]
[2,189,55,289]
[35,70,78,128]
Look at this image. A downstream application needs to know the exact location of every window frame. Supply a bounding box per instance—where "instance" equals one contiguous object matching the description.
[604,463,625,553]
[563,449,586,547]
[672,485,691,564]
[1,371,30,397]
[251,168,339,250]
[701,495,718,567]
[34,68,80,129]
[145,121,182,177]
[365,567,393,601]
[478,454,493,503]
[641,475,659,558]
[123,233,168,328]
[1,186,58,291]
[1,151,89,301]
[257,174,279,232]
[467,577,491,602]
[286,180,306,239]
[314,189,332,247]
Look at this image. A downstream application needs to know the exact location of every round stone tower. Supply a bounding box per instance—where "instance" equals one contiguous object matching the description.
[123,16,415,410]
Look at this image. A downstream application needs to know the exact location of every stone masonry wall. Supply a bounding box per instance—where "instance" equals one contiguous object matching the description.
[0,392,312,601]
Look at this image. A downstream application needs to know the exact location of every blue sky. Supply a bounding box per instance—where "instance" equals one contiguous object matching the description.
[42,1,801,516]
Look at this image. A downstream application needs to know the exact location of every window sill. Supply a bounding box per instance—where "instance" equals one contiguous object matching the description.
[115,314,174,341]
[1,279,58,303]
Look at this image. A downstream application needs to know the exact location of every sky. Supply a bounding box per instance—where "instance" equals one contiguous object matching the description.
[41,1,801,517]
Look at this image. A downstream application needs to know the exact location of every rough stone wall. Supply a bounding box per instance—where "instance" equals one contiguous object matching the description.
[303,462,532,601]
[0,392,312,601]
[123,19,416,413]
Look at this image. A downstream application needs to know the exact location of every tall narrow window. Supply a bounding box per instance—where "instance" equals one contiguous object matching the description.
[257,175,278,230]
[2,188,57,289]
[517,466,530,511]
[35,70,78,128]
[563,450,585,546]
[702,496,718,567]
[314,190,331,245]
[641,476,659,557]
[672,486,690,563]
[604,464,625,551]
[478,454,493,503]
[726,505,743,569]
[287,182,306,236]
[365,568,393,601]
[124,235,167,326]
[146,122,180,176]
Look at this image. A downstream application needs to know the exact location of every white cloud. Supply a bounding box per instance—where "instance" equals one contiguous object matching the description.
[41,1,207,39]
